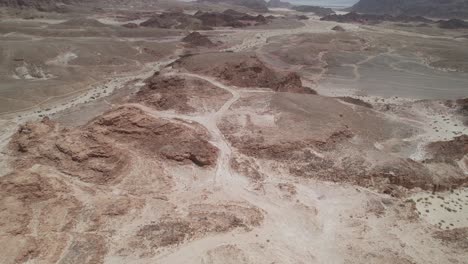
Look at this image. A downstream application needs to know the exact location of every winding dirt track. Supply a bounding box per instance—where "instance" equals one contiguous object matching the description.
[125,71,246,186]
[125,70,339,263]
[122,72,286,263]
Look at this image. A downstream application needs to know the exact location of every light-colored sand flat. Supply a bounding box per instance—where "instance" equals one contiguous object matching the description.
[412,188,468,230]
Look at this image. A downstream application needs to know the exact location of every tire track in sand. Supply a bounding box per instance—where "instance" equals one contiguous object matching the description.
[125,72,240,185]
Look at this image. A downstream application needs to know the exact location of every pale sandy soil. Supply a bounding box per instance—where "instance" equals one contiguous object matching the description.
[101,69,466,264]
[222,18,360,52]
[412,188,468,230]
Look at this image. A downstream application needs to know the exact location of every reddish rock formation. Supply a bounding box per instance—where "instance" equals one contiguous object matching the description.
[426,135,468,163]
[140,10,271,30]
[9,106,219,187]
[182,32,215,47]
[195,10,270,28]
[133,203,263,251]
[214,58,313,93]
[133,74,230,114]
[10,118,127,185]
[174,52,314,93]
[140,12,211,30]
[90,107,219,167]
[332,25,346,31]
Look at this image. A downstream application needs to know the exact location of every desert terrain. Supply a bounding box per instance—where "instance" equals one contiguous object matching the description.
[0,0,467,263]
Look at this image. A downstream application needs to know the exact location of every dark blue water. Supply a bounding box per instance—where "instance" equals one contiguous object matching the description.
[288,0,358,8]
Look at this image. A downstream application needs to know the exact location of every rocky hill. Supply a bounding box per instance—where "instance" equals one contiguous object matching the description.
[182,32,215,47]
[438,18,468,29]
[351,0,468,19]
[139,10,271,30]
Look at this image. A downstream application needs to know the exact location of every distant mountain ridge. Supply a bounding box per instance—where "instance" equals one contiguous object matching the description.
[0,0,71,10]
[0,0,159,11]
[0,0,270,12]
[351,0,468,19]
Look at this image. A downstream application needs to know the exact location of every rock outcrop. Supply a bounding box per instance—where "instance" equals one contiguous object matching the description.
[195,9,269,27]
[173,52,314,94]
[90,107,219,167]
[332,25,346,31]
[140,12,211,30]
[133,203,263,251]
[9,106,219,185]
[426,135,468,163]
[182,32,215,47]
[133,74,231,114]
[10,118,127,185]
[438,19,468,29]
[140,10,270,30]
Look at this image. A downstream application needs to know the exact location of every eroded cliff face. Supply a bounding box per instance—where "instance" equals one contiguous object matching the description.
[351,0,468,19]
